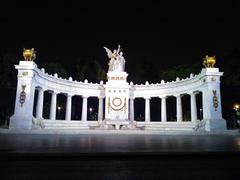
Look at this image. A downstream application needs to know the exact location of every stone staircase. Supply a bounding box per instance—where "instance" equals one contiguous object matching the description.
[42,120,99,130]
[36,119,199,131]
[137,121,198,131]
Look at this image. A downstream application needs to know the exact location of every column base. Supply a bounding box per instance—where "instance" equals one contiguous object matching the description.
[9,115,33,129]
[204,118,227,131]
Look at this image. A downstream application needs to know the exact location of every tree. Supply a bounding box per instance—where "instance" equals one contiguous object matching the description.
[43,62,68,78]
[220,49,240,86]
[94,60,106,82]
[75,63,87,81]
[0,53,18,125]
[160,62,202,81]
[0,53,18,88]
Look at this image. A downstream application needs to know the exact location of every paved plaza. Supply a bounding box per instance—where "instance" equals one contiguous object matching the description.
[0,130,239,179]
[0,130,239,154]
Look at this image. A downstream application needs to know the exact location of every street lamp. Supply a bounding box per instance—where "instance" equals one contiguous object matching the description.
[233,104,240,128]
[89,107,94,120]
[57,106,62,119]
[57,106,62,111]
[89,107,93,112]
[233,104,240,111]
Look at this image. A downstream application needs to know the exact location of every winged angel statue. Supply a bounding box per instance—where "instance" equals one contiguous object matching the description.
[104,45,125,72]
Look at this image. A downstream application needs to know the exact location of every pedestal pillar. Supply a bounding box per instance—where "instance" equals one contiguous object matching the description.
[161,96,167,122]
[50,91,57,120]
[176,95,182,122]
[191,92,197,122]
[201,68,226,131]
[98,96,103,123]
[9,61,36,129]
[145,97,151,122]
[36,88,44,119]
[81,96,88,121]
[65,94,72,121]
[130,98,134,121]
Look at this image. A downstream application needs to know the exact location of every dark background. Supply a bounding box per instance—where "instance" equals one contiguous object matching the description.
[0,1,240,179]
[0,0,240,126]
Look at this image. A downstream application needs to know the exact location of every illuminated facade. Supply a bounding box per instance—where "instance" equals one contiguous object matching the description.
[9,48,226,131]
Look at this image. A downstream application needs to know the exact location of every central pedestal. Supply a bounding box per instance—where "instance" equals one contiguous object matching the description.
[103,71,131,129]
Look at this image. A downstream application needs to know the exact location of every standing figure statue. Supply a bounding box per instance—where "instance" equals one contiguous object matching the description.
[118,51,126,71]
[104,45,125,72]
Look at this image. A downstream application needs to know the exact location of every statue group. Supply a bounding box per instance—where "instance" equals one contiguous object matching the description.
[104,45,126,72]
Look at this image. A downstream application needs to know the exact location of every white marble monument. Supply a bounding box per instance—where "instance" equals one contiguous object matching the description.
[9,48,227,132]
[101,45,134,129]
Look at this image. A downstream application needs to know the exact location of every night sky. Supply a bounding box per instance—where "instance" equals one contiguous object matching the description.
[1,3,240,178]
[0,1,239,78]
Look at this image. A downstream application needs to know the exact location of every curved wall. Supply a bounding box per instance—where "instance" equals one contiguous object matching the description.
[9,61,226,131]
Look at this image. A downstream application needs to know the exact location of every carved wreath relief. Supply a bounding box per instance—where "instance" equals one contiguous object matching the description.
[112,97,122,107]
[108,97,127,113]
[212,90,218,111]
[19,85,26,107]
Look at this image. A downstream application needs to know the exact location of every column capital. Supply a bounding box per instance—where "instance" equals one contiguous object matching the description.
[144,96,151,100]
[129,97,135,100]
[66,93,74,97]
[82,95,89,99]
[159,96,167,99]
[175,94,183,98]
[36,86,46,92]
[98,96,104,99]
[190,92,196,96]
[36,86,42,91]
[49,90,59,95]
[190,91,201,96]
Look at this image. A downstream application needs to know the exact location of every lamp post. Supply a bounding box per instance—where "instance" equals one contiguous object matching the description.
[233,104,239,111]
[89,107,93,120]
[233,104,240,128]
[57,106,62,120]
[89,107,93,113]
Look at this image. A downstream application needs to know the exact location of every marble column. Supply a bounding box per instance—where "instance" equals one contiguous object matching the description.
[65,94,72,121]
[36,88,44,119]
[191,92,197,122]
[81,96,88,121]
[176,94,183,122]
[98,96,103,123]
[161,96,167,122]
[130,98,134,121]
[50,91,57,120]
[145,97,151,122]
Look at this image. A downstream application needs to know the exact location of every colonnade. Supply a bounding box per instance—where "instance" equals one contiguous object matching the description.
[129,92,199,122]
[35,87,200,122]
[35,87,105,123]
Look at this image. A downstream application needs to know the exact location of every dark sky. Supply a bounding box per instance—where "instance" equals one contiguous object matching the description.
[1,1,240,73]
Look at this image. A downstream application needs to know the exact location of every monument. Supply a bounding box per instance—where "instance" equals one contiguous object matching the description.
[9,47,227,131]
[101,45,135,129]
